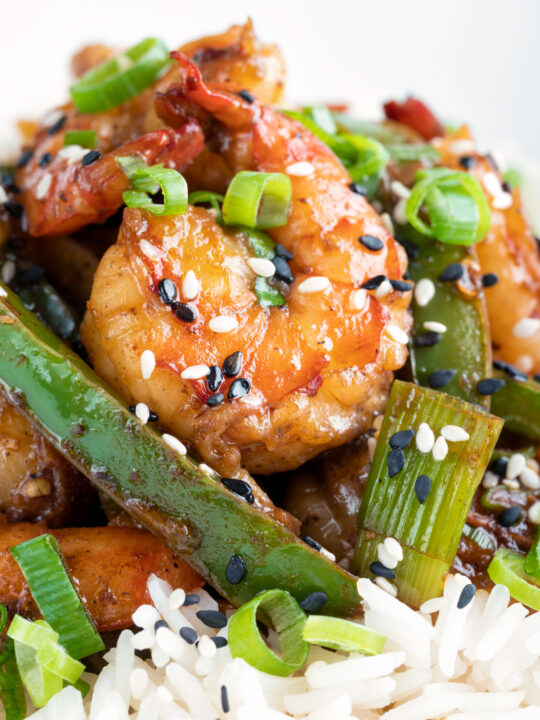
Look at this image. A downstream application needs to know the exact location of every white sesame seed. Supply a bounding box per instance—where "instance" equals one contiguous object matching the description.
[209,316,238,333]
[351,288,368,310]
[414,278,435,307]
[135,402,150,425]
[385,324,409,345]
[506,453,527,480]
[384,537,403,563]
[247,257,275,278]
[390,180,411,200]
[392,198,408,225]
[416,422,435,453]
[131,630,155,651]
[198,634,217,658]
[182,270,199,300]
[449,139,475,155]
[0,286,8,298]
[36,173,52,200]
[129,668,149,701]
[140,349,156,380]
[375,577,398,597]
[42,109,64,127]
[162,433,187,456]
[381,212,394,235]
[157,685,173,704]
[57,144,88,164]
[198,463,217,476]
[483,172,503,197]
[440,425,470,442]
[151,646,169,668]
[367,436,377,462]
[320,546,336,562]
[529,501,540,525]
[286,161,314,177]
[169,588,186,610]
[375,279,393,299]
[513,318,540,338]
[432,436,449,461]
[297,276,331,294]
[132,604,161,629]
[1,261,16,285]
[423,321,447,334]
[180,364,210,380]
[492,192,513,210]
[515,355,533,373]
[482,471,499,489]
[503,478,520,490]
[377,543,398,570]
[0,186,7,204]
[372,414,384,431]
[139,239,160,261]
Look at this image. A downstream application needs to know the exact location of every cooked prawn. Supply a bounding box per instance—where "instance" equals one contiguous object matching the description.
[82,59,411,478]
[0,522,202,631]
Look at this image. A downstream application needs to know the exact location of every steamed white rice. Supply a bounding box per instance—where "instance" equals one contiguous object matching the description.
[17,573,540,719]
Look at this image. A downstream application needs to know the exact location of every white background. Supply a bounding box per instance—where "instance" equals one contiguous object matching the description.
[1,0,538,218]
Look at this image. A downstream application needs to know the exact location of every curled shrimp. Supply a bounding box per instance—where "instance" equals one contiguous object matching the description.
[82,58,411,478]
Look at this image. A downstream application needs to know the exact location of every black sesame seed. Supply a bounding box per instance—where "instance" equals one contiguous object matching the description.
[4,201,23,218]
[459,155,476,170]
[228,377,251,400]
[154,619,168,632]
[358,234,384,252]
[129,405,136,414]
[477,378,505,396]
[148,410,159,422]
[387,448,405,477]
[493,360,528,382]
[38,153,52,168]
[226,555,245,584]
[349,182,367,196]
[415,331,442,347]
[1,173,19,192]
[222,477,254,504]
[212,636,228,649]
[206,392,224,407]
[362,274,386,290]
[501,180,512,193]
[490,456,508,476]
[482,273,498,288]
[302,535,321,551]
[221,685,230,713]
[16,150,33,168]
[81,150,102,167]
[222,350,242,377]
[498,506,522,527]
[238,89,255,103]
[47,115,66,134]
[439,263,464,282]
[196,610,227,629]
[370,561,396,580]
[457,583,476,609]
[18,265,44,284]
[300,591,328,613]
[389,429,415,449]
[415,475,431,504]
[184,593,200,606]
[390,279,413,292]
[207,365,223,392]
[158,278,177,305]
[275,243,293,260]
[428,369,456,388]
[173,302,197,323]
[180,626,198,644]
[273,256,294,283]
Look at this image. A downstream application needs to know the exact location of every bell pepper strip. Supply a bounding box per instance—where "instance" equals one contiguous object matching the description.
[0,284,360,617]
[353,380,503,607]
[406,235,492,407]
[383,97,444,141]
[490,371,540,441]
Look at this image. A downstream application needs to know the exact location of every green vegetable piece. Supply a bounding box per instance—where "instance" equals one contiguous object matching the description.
[228,589,309,676]
[462,523,495,551]
[254,277,286,308]
[244,229,276,259]
[302,615,386,654]
[0,284,360,616]
[525,527,540,577]
[407,236,492,407]
[14,639,62,708]
[63,130,97,149]
[0,640,26,720]
[353,380,503,607]
[490,371,540,441]
[386,143,440,163]
[17,280,79,343]
[188,190,225,222]
[488,548,540,610]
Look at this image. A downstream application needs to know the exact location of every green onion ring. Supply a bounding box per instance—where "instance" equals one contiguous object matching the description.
[488,548,540,610]
[222,171,292,229]
[63,130,97,149]
[13,639,62,708]
[228,589,309,676]
[188,190,225,221]
[119,161,188,216]
[302,615,386,654]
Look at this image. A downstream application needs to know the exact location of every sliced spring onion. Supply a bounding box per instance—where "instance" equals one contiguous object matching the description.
[0,641,26,720]
[302,615,386,654]
[405,168,491,245]
[301,106,338,135]
[228,589,309,677]
[120,161,188,217]
[70,38,170,114]
[63,130,97,149]
[188,190,225,221]
[244,229,276,259]
[14,639,62,708]
[525,527,540,577]
[0,603,6,635]
[502,167,522,189]
[343,134,389,198]
[462,523,496,551]
[386,143,440,163]
[10,534,104,659]
[254,277,286,307]
[35,640,84,684]
[222,171,292,229]
[488,548,540,611]
[7,615,58,650]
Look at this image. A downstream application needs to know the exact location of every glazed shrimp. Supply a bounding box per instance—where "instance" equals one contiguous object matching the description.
[82,60,411,478]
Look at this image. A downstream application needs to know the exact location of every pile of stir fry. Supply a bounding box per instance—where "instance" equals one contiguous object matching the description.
[0,20,539,714]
